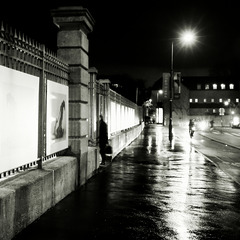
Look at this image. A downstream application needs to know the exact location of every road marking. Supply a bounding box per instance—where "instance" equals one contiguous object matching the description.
[231,133,240,137]
[224,132,232,136]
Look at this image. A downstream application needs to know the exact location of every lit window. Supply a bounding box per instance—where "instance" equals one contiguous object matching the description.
[221,84,225,89]
[203,99,207,102]
[224,100,229,106]
[213,109,216,113]
[197,84,201,90]
[195,99,198,103]
[229,84,234,89]
[219,98,222,102]
[236,98,239,103]
[213,84,217,89]
[205,84,209,90]
[211,99,214,102]
[189,99,192,103]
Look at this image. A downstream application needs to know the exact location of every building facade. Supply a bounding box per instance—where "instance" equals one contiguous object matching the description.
[183,76,240,126]
[151,75,240,127]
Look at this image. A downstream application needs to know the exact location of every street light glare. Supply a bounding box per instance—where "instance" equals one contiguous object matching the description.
[180,30,197,46]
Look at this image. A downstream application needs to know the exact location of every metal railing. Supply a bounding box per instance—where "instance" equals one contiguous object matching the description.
[0,22,69,179]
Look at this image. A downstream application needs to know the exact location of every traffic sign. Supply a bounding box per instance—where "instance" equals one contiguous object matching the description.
[162,73,170,99]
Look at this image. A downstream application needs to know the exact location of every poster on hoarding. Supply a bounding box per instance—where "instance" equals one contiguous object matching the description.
[0,65,39,173]
[46,80,68,155]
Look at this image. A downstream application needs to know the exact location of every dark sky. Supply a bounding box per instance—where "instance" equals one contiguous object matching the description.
[1,0,240,87]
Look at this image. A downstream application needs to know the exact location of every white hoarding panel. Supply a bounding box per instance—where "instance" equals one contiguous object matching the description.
[0,65,39,173]
[46,80,68,155]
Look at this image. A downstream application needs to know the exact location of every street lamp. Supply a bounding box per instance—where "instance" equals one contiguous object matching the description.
[169,30,197,143]
[179,30,197,46]
[157,89,163,102]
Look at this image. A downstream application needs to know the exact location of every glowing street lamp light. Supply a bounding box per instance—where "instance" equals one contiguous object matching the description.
[180,30,197,46]
[169,29,197,143]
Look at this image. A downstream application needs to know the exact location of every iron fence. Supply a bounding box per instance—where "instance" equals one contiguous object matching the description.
[0,22,69,179]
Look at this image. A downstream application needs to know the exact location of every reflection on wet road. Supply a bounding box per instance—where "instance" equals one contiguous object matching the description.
[176,127,240,185]
[14,125,240,240]
[113,126,240,239]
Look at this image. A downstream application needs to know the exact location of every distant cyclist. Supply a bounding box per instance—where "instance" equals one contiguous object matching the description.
[210,120,214,131]
[189,119,195,138]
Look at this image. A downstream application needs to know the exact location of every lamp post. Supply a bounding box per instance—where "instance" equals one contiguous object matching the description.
[169,30,197,144]
[169,42,174,142]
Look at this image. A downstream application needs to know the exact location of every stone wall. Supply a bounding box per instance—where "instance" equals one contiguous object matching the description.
[0,156,78,240]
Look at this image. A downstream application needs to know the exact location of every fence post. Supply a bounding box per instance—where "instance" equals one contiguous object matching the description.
[99,79,111,128]
[88,67,98,142]
[37,44,47,169]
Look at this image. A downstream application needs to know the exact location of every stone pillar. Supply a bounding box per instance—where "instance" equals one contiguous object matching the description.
[51,6,95,185]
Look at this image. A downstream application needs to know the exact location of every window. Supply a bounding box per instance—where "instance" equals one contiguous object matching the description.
[189,99,193,103]
[205,84,209,90]
[236,98,239,103]
[219,98,222,102]
[197,84,201,90]
[221,84,225,89]
[213,84,217,89]
[203,99,207,103]
[229,84,234,89]
[211,99,214,102]
[213,109,216,113]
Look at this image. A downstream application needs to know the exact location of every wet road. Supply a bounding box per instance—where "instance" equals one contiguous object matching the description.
[174,126,240,185]
[14,125,240,240]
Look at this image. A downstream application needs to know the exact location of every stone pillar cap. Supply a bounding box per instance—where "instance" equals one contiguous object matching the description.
[88,67,98,74]
[51,6,95,34]
[99,79,111,84]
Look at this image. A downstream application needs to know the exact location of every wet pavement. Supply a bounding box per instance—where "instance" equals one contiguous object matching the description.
[14,125,240,240]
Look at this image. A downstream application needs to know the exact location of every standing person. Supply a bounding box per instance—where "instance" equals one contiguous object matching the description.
[99,115,108,165]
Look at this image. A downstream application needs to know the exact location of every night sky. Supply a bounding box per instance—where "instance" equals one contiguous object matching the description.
[1,0,240,87]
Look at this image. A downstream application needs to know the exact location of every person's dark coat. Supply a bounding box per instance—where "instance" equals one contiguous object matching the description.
[99,117,108,164]
[99,119,108,149]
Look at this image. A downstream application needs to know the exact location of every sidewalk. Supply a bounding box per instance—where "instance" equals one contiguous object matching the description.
[13,125,240,240]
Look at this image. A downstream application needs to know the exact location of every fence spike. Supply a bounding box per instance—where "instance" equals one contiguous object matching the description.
[25,35,29,45]
[18,31,22,41]
[39,42,43,51]
[1,21,5,32]
[22,32,25,43]
[35,40,40,50]
[30,37,34,48]
[31,38,35,48]
[14,28,18,39]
